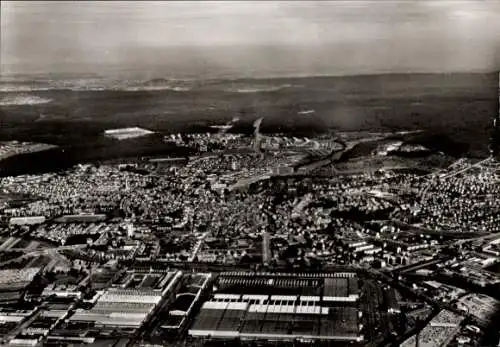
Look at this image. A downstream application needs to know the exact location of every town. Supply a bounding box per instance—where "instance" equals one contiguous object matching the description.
[3,0,500,346]
[0,103,499,347]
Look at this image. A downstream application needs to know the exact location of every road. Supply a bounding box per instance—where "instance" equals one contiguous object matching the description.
[128,260,361,274]
[389,219,489,238]
[0,245,85,268]
[293,137,347,174]
[261,231,271,265]
[130,271,185,346]
[439,156,492,180]
[452,231,500,247]
[188,232,209,262]
[420,156,493,202]
[361,278,388,342]
[1,306,43,344]
[364,268,489,329]
[390,255,452,275]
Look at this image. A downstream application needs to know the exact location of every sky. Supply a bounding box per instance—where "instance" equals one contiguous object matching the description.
[2,0,500,77]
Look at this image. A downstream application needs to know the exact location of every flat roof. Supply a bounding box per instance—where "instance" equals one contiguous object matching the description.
[104,127,153,135]
[270,295,297,301]
[214,294,241,300]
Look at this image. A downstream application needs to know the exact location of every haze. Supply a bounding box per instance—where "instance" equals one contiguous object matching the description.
[2,0,500,77]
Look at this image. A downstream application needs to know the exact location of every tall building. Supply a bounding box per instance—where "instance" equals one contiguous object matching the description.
[490,72,500,157]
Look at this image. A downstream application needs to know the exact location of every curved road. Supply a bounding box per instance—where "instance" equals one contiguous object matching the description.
[0,245,86,268]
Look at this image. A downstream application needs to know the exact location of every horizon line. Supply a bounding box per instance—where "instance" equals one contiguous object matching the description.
[1,69,498,81]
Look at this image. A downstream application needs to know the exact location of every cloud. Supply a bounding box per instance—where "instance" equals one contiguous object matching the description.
[1,0,500,76]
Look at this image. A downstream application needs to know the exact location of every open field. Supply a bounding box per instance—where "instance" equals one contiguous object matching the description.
[0,73,497,175]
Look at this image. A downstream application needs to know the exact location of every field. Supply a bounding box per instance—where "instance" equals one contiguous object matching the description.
[0,73,497,175]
